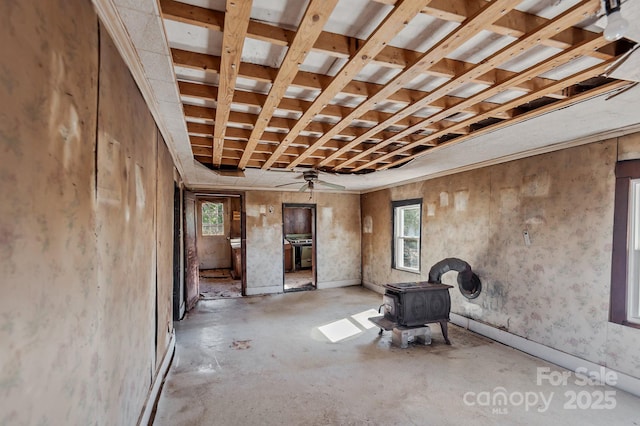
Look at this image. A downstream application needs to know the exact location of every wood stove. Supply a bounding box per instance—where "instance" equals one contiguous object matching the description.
[370,281,453,344]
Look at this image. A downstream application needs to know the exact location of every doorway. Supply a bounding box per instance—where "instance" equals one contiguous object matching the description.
[188,192,245,301]
[283,204,316,292]
[196,194,243,299]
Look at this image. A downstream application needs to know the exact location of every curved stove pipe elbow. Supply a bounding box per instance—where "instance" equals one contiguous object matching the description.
[428,258,482,299]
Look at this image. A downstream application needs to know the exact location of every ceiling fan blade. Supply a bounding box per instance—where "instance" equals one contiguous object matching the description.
[298,182,310,192]
[316,179,345,190]
[275,182,303,188]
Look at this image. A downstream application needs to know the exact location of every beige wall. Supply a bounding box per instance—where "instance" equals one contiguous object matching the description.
[245,191,361,294]
[362,137,640,380]
[0,2,175,424]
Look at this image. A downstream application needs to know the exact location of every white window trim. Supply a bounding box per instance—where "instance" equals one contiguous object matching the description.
[393,202,421,273]
[627,180,640,324]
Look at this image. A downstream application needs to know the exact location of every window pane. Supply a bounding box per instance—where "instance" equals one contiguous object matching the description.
[402,238,419,269]
[202,202,224,236]
[392,200,421,272]
[402,207,420,237]
[628,181,640,323]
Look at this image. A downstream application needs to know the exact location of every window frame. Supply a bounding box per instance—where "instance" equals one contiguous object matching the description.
[611,160,640,328]
[627,179,640,324]
[201,201,224,236]
[391,198,422,273]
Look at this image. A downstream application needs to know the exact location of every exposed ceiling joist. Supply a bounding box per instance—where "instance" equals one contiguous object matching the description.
[375,60,628,170]
[238,0,338,169]
[329,0,603,170]
[211,0,253,166]
[260,0,434,169]
[373,0,615,59]
[157,0,636,177]
[287,0,524,169]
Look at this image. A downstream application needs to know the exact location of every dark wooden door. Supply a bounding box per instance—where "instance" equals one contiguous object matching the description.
[184,191,199,311]
[173,184,182,320]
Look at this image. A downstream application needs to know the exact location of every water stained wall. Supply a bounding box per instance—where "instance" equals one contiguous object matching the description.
[0,2,175,424]
[361,138,640,380]
[245,191,361,294]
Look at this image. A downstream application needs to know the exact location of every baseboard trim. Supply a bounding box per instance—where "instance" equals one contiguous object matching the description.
[450,313,640,398]
[245,285,282,296]
[363,281,384,294]
[138,330,176,426]
[317,279,361,289]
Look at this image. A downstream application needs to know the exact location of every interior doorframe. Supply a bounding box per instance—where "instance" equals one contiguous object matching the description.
[192,190,246,296]
[172,183,184,320]
[282,203,317,292]
[183,190,199,311]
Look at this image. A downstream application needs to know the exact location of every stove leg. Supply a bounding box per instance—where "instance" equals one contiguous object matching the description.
[440,320,451,345]
[378,328,383,335]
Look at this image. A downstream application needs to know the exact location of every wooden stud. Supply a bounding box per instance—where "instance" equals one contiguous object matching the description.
[172,49,556,113]
[288,0,522,169]
[239,0,338,169]
[329,0,601,170]
[371,0,613,60]
[212,0,253,166]
[368,60,625,171]
[261,0,433,170]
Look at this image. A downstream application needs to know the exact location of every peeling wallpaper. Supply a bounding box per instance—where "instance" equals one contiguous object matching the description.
[245,192,361,293]
[362,139,640,380]
[0,2,174,424]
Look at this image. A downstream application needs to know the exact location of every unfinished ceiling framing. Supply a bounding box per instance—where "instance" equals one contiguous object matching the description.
[158,0,635,176]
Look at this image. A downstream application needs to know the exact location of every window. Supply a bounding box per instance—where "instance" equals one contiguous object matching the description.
[392,199,422,273]
[201,202,224,236]
[625,180,640,324]
[611,161,640,327]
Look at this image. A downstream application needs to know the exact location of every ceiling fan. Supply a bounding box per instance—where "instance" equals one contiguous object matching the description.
[275,170,346,194]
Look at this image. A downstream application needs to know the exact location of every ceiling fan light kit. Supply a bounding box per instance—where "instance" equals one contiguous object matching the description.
[276,170,346,195]
[604,0,629,41]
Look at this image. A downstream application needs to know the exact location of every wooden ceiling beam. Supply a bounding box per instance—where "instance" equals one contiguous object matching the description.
[162,0,613,84]
[382,80,629,170]
[330,0,601,170]
[351,34,613,171]
[260,0,433,170]
[372,0,613,60]
[164,2,564,93]
[369,59,625,171]
[239,0,338,169]
[194,156,251,168]
[173,49,552,115]
[211,0,252,166]
[186,121,424,151]
[290,0,522,170]
[178,80,514,134]
[189,123,324,148]
[191,136,354,158]
[185,104,429,142]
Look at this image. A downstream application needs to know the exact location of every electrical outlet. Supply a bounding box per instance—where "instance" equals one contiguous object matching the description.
[523,230,531,246]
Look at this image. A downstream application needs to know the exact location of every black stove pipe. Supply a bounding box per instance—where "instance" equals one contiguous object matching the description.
[428,258,482,299]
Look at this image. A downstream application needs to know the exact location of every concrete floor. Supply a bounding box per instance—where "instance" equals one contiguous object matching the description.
[284,269,314,291]
[153,287,640,425]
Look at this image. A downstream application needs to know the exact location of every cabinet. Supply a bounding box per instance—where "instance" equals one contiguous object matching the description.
[284,242,292,271]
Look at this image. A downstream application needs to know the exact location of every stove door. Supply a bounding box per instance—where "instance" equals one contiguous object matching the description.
[400,289,451,326]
